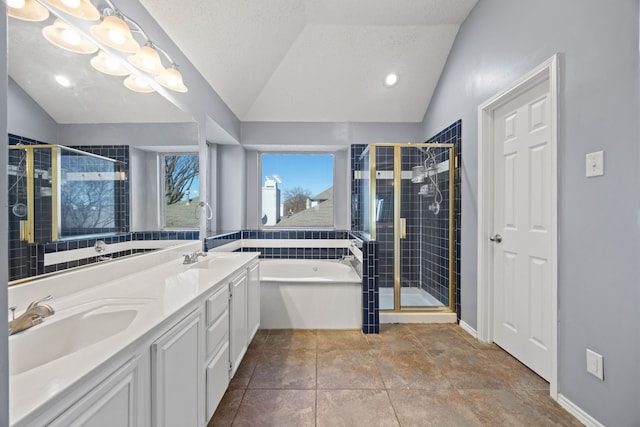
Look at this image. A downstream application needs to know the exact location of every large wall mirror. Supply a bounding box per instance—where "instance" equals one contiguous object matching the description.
[7,11,199,283]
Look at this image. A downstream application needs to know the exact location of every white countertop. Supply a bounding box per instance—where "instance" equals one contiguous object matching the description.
[8,243,258,426]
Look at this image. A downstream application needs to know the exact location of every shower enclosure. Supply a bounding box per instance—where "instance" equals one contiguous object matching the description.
[357,143,456,312]
[8,144,126,281]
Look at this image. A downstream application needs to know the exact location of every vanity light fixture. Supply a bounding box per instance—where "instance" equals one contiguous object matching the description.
[42,0,100,21]
[43,19,98,54]
[7,0,50,21]
[90,50,130,76]
[384,73,399,88]
[155,65,188,93]
[123,74,154,93]
[128,44,165,75]
[90,15,140,53]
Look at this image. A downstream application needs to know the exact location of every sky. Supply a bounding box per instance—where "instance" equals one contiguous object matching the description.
[262,154,334,197]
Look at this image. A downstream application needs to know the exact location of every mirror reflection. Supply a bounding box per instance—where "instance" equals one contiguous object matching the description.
[7,13,198,283]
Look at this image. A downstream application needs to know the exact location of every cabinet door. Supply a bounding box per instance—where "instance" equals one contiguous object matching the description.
[48,357,141,427]
[152,309,202,427]
[229,272,248,377]
[247,261,260,342]
[205,342,230,420]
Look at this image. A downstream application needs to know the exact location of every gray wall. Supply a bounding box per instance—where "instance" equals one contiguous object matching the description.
[421,1,640,425]
[58,122,199,148]
[219,145,247,230]
[1,6,10,426]
[8,78,57,143]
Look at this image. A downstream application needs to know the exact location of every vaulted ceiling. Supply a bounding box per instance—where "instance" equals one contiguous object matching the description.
[139,0,477,123]
[7,0,477,125]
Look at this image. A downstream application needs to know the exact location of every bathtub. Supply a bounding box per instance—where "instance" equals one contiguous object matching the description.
[260,259,362,329]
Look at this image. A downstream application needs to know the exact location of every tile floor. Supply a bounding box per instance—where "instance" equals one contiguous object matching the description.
[208,324,582,426]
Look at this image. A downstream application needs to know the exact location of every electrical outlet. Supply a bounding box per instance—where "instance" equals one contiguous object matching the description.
[586,349,604,380]
[585,151,604,177]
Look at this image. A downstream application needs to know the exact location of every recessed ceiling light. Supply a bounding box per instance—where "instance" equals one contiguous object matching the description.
[55,75,72,88]
[384,73,398,88]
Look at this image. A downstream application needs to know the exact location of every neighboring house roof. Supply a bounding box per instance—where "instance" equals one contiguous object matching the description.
[277,187,333,227]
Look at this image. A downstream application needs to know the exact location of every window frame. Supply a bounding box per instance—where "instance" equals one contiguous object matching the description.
[258,151,336,230]
[160,152,200,230]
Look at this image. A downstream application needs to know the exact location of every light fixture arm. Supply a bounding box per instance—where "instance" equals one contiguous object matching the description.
[99,0,177,67]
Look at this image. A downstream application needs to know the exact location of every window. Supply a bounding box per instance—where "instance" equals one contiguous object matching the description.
[260,153,334,228]
[163,153,200,228]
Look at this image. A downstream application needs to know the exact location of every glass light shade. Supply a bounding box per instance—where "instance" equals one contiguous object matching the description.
[124,74,155,93]
[42,0,100,21]
[42,19,98,54]
[8,0,50,21]
[90,50,130,76]
[155,66,188,93]
[128,45,165,75]
[90,16,140,53]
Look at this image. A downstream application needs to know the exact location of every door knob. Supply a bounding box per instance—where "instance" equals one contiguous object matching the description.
[489,234,502,243]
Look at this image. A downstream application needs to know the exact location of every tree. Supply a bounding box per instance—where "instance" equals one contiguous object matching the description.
[282,186,312,216]
[165,155,199,205]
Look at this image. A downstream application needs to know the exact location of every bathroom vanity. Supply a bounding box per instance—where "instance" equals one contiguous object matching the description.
[7,241,259,427]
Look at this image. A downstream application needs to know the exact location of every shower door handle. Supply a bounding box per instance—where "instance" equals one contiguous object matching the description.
[489,234,502,243]
[400,218,406,239]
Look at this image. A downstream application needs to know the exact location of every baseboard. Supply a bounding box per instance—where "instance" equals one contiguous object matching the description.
[557,394,604,427]
[380,312,457,324]
[458,319,477,339]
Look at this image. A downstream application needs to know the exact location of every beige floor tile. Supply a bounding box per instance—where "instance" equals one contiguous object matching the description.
[388,389,482,427]
[248,349,316,389]
[316,389,399,427]
[229,349,260,390]
[208,388,245,426]
[317,349,385,389]
[364,324,423,351]
[232,389,315,427]
[460,388,581,426]
[209,324,581,427]
[317,329,370,350]
[373,349,450,390]
[265,329,317,350]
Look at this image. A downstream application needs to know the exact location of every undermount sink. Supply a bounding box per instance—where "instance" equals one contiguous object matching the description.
[9,303,142,376]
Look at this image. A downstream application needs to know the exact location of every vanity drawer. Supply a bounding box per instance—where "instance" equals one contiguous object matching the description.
[206,285,229,326]
[206,308,229,359]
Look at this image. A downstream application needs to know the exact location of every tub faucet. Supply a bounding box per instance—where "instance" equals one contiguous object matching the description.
[8,295,55,336]
[183,251,208,265]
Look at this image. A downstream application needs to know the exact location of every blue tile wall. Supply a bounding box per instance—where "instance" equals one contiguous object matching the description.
[426,120,462,320]
[360,237,379,334]
[203,231,241,251]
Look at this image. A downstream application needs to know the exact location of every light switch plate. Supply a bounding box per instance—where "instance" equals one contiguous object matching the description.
[586,151,604,177]
[586,349,604,380]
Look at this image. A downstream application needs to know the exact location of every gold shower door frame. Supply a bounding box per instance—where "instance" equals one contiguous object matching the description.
[369,143,456,313]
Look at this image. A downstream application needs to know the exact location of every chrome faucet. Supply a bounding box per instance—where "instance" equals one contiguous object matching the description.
[8,295,55,336]
[182,251,207,265]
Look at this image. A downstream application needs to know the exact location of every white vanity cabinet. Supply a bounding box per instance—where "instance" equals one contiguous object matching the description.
[247,261,260,343]
[229,271,248,378]
[47,356,143,427]
[9,249,261,427]
[204,284,230,420]
[151,309,203,427]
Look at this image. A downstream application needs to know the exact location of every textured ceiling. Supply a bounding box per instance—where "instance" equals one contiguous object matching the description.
[139,0,477,122]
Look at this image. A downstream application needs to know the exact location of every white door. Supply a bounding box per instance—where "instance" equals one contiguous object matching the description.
[492,78,553,381]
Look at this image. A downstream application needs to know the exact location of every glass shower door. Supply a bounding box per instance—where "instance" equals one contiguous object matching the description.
[373,146,396,310]
[371,144,455,312]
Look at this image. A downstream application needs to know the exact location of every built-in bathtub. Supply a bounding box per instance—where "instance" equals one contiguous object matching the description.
[260,259,362,329]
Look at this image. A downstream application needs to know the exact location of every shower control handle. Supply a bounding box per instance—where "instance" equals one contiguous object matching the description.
[489,234,502,243]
